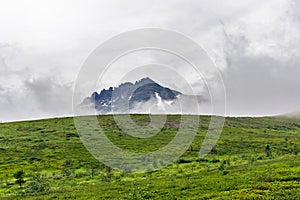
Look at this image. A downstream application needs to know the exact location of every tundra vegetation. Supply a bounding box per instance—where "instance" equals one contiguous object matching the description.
[0,115,299,199]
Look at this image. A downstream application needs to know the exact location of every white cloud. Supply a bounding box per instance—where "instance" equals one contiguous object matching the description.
[0,0,299,120]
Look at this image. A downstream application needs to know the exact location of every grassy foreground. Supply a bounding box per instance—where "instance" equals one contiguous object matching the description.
[0,115,300,199]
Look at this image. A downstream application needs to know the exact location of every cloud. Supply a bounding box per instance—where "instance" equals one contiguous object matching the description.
[23,76,73,114]
[0,43,73,121]
[221,1,300,115]
[0,72,73,121]
[0,0,300,120]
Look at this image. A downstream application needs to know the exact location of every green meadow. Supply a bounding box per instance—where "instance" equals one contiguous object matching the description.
[0,115,299,199]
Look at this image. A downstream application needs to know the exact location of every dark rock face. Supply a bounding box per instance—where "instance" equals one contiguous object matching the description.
[129,83,180,106]
[82,77,181,113]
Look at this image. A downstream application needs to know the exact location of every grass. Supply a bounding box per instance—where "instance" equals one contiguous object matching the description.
[0,115,299,199]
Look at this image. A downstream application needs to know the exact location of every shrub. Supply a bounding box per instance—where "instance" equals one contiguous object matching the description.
[13,170,25,187]
[177,158,193,164]
[62,159,74,177]
[265,145,272,157]
[26,172,50,194]
[222,170,229,175]
[102,166,113,182]
[210,158,220,163]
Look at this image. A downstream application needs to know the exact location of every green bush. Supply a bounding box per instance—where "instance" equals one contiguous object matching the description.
[26,172,50,195]
[13,170,25,187]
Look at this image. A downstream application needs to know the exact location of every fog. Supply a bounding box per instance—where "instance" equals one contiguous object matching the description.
[0,0,299,121]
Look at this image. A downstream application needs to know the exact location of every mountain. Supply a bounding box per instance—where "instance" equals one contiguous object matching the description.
[82,77,186,114]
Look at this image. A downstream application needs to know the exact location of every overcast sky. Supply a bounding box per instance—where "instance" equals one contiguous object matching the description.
[0,0,300,122]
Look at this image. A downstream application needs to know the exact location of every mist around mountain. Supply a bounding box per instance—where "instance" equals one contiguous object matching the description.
[280,111,300,119]
[81,77,206,114]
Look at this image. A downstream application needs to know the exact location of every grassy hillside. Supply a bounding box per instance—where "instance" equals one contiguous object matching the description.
[0,115,300,199]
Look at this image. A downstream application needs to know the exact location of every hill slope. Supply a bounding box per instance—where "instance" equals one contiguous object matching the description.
[0,115,300,199]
